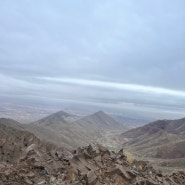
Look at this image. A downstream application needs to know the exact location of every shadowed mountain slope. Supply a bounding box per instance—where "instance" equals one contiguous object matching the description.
[120,117,185,171]
[121,118,185,139]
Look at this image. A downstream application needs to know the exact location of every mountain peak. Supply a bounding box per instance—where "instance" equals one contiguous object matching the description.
[54,110,75,117]
[74,110,124,130]
[94,110,106,116]
[33,110,79,126]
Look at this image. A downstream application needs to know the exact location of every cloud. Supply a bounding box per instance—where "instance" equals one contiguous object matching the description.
[38,77,185,98]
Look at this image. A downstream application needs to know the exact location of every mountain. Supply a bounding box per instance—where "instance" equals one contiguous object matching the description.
[0,118,25,130]
[0,116,97,149]
[30,110,104,148]
[0,124,184,185]
[120,117,185,171]
[33,110,80,126]
[0,122,55,163]
[121,118,185,138]
[73,110,125,130]
[28,110,125,149]
[0,123,65,184]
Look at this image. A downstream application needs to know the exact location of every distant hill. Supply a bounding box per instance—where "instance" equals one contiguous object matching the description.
[31,110,126,148]
[120,118,185,138]
[120,117,185,171]
[33,110,80,126]
[30,110,104,148]
[0,118,25,130]
[0,110,125,149]
[73,111,125,130]
[0,116,96,149]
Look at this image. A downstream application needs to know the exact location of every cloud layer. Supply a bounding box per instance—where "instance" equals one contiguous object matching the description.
[0,0,185,119]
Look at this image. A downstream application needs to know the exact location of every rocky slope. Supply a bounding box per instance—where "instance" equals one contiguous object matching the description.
[0,123,185,184]
[1,141,185,184]
[2,112,185,184]
[0,123,56,162]
[120,117,185,171]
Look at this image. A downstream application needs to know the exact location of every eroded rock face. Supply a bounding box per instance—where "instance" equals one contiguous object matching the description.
[0,143,185,185]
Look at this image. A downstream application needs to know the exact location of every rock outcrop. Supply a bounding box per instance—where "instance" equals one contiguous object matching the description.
[0,142,185,185]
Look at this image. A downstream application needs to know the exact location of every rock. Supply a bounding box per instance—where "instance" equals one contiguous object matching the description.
[116,165,131,180]
[0,138,185,185]
[25,178,33,185]
[87,145,94,156]
[87,170,98,185]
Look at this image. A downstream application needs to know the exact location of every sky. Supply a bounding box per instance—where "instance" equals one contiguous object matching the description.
[0,0,185,119]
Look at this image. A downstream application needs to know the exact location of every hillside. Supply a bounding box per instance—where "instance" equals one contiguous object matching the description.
[0,110,125,149]
[0,118,25,130]
[0,117,97,150]
[73,110,125,130]
[33,110,80,126]
[0,123,55,163]
[0,124,185,184]
[29,110,125,149]
[120,117,185,171]
[121,118,185,138]
[30,110,108,148]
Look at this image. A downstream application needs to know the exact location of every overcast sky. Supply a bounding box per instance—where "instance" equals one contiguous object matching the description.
[0,0,185,119]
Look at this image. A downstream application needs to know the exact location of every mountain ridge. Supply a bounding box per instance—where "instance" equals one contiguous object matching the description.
[1,123,185,184]
[73,110,125,130]
[120,117,185,171]
[33,110,80,126]
[0,110,125,149]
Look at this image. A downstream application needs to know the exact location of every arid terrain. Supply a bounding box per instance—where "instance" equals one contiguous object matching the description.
[0,122,185,185]
[0,110,127,149]
[120,118,185,172]
[1,0,185,184]
[0,110,185,184]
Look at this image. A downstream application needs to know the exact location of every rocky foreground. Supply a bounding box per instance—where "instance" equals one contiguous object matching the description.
[0,143,185,185]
